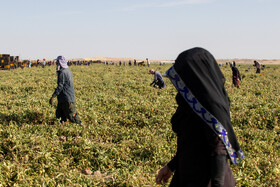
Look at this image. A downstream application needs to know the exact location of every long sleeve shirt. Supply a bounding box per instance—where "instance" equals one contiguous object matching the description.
[154,71,164,84]
[52,68,75,103]
[151,71,165,88]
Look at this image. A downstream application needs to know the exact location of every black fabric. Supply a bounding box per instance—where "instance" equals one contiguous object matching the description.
[173,47,241,157]
[56,102,81,125]
[211,155,226,187]
[232,67,241,81]
[168,93,234,186]
[167,154,177,172]
[169,99,212,186]
[254,61,261,73]
[232,66,241,87]
[166,47,241,186]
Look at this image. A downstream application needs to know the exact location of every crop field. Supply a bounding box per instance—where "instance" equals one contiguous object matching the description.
[0,63,279,186]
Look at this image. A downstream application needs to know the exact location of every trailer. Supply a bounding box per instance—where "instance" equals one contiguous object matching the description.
[137,61,145,67]
[0,54,11,69]
[10,56,19,69]
[0,54,3,68]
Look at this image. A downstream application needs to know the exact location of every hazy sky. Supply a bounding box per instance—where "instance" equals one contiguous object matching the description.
[1,0,280,60]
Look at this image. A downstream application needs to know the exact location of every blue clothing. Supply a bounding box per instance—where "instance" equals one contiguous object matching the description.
[153,71,165,88]
[52,68,75,103]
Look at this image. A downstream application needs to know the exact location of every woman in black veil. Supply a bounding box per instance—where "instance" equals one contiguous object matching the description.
[156,48,244,187]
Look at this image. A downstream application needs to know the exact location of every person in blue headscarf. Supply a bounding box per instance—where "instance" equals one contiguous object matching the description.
[49,56,82,126]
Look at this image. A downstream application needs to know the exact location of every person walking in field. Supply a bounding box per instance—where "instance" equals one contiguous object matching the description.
[149,69,165,89]
[49,56,82,126]
[232,64,241,88]
[156,48,244,186]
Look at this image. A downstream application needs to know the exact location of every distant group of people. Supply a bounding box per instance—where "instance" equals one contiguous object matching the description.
[49,48,245,186]
[26,59,102,68]
[24,58,156,69]
[105,58,150,67]
[224,59,265,89]
[27,59,55,68]
[149,59,246,90]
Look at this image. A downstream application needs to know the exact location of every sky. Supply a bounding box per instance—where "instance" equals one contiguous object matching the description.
[1,0,280,60]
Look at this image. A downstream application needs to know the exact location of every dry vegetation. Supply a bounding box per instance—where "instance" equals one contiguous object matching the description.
[0,63,279,186]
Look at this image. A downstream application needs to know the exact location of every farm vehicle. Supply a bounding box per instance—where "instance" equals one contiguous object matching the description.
[0,54,19,69]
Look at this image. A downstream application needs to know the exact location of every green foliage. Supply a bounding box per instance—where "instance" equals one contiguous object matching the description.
[0,64,279,186]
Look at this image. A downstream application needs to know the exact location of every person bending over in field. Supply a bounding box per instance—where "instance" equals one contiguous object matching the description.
[156,48,244,186]
[149,69,165,89]
[49,56,82,126]
[232,65,241,88]
[254,60,261,73]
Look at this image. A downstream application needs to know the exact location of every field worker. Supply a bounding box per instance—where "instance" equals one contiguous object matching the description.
[232,65,241,88]
[156,48,244,186]
[149,69,165,89]
[49,56,82,126]
[254,60,261,73]
[42,58,46,68]
[146,58,150,67]
[36,59,40,67]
